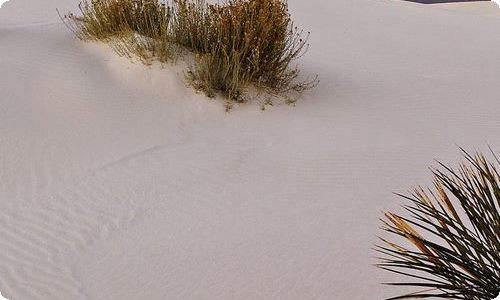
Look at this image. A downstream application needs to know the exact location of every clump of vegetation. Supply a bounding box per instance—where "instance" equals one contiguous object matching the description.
[60,0,317,108]
[60,0,174,63]
[62,0,168,40]
[171,0,212,53]
[376,149,500,300]
[182,0,316,101]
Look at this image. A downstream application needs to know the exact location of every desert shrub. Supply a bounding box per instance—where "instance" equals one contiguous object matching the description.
[61,0,173,62]
[171,0,212,53]
[63,0,168,40]
[184,0,317,101]
[63,0,128,40]
[188,46,249,102]
[61,0,317,108]
[376,149,500,300]
[211,0,305,87]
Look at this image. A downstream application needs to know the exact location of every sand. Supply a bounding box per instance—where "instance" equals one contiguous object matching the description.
[0,0,499,299]
[432,0,500,15]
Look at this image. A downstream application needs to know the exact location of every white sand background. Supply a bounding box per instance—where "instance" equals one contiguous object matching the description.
[1,0,500,299]
[432,0,500,15]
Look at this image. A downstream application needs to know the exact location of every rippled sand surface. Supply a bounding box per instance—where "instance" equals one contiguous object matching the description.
[1,0,499,299]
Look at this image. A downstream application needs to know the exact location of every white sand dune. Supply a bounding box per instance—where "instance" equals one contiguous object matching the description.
[1,0,499,299]
[432,1,500,16]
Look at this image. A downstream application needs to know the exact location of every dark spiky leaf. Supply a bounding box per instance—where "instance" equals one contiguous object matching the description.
[377,149,500,300]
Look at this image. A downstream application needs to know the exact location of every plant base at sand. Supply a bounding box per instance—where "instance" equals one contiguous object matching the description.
[60,0,317,108]
[377,149,500,300]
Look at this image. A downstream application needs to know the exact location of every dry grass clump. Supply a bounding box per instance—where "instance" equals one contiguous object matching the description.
[61,0,174,63]
[376,149,500,300]
[63,0,169,40]
[186,0,317,102]
[188,44,249,102]
[171,0,212,52]
[61,0,317,108]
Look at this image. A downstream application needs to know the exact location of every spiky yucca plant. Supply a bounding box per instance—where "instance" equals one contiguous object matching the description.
[377,149,500,300]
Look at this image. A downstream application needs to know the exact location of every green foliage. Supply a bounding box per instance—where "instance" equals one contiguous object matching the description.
[60,0,317,108]
[377,149,500,300]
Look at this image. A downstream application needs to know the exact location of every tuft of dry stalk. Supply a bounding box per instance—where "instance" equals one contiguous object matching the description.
[183,0,318,102]
[376,149,500,300]
[171,0,212,53]
[60,0,174,62]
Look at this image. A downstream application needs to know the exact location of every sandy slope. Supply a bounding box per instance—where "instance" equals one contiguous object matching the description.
[432,1,500,15]
[1,0,500,299]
